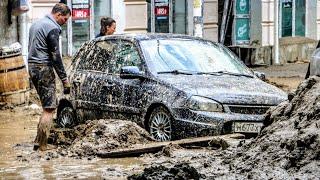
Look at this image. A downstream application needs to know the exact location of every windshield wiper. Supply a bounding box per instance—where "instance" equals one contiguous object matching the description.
[158,69,194,75]
[197,71,254,78]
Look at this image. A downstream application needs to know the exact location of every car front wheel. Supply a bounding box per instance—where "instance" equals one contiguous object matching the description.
[57,106,76,128]
[148,106,173,141]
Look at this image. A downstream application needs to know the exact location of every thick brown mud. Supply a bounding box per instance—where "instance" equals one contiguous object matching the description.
[49,119,154,157]
[0,106,147,179]
[1,63,320,179]
[123,76,320,179]
[128,163,202,180]
[219,76,320,178]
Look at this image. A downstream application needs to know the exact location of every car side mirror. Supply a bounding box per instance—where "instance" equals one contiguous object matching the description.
[254,71,266,81]
[120,66,145,79]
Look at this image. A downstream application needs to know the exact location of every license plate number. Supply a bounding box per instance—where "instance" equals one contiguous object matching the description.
[233,122,263,133]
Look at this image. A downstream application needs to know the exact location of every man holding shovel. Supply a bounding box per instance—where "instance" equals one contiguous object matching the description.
[28,3,71,151]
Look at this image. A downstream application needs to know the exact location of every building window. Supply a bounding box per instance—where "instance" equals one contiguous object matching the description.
[281,0,305,37]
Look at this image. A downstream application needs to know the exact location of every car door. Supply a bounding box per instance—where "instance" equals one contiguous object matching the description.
[107,39,146,121]
[71,40,117,120]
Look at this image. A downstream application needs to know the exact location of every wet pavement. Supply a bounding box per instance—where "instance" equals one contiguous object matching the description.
[0,107,145,179]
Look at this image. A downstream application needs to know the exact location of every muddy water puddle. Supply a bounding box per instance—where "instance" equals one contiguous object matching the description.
[0,107,145,179]
[1,157,144,179]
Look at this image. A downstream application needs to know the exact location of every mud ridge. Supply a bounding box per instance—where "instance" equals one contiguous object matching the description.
[49,119,154,157]
[225,76,320,178]
[127,163,202,180]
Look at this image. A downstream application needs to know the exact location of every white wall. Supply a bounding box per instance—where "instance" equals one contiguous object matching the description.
[250,0,262,45]
[316,0,320,40]
[261,0,274,46]
[203,0,218,42]
[111,0,125,34]
[123,0,147,33]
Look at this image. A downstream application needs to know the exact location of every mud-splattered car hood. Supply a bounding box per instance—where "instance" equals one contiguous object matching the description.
[157,74,287,105]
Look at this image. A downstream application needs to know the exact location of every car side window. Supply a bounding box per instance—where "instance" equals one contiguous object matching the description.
[110,40,142,74]
[76,40,116,72]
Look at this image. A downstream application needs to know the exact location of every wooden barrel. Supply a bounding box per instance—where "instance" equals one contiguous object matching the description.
[0,52,29,105]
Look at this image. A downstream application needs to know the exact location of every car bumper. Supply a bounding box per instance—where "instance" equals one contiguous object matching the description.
[171,108,265,139]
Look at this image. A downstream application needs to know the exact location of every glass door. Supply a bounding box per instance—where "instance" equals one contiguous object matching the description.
[173,0,187,34]
[149,0,187,34]
[280,0,305,37]
[295,0,305,36]
[281,0,293,37]
[71,0,91,53]
[94,0,111,36]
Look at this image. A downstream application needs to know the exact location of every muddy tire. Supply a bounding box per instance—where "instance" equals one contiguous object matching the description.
[148,106,173,141]
[57,106,77,128]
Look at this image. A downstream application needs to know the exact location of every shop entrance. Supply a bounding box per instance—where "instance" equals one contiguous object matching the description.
[147,0,187,34]
[62,0,111,55]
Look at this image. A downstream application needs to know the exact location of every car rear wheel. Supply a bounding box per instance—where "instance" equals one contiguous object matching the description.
[148,106,172,141]
[57,106,76,128]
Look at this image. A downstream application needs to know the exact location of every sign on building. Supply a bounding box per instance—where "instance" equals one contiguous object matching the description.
[70,0,91,53]
[155,0,169,20]
[153,0,170,32]
[234,0,250,45]
[72,0,90,19]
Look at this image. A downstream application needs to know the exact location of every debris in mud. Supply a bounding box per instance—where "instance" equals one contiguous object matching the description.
[223,76,320,178]
[97,134,244,158]
[50,119,154,157]
[160,143,183,157]
[127,163,202,180]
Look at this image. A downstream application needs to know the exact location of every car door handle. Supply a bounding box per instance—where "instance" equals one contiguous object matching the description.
[73,78,81,84]
[102,82,115,88]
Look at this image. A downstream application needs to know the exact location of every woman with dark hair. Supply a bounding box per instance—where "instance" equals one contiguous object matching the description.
[96,17,116,38]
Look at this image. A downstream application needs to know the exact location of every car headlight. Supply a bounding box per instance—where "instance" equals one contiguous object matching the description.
[186,96,223,112]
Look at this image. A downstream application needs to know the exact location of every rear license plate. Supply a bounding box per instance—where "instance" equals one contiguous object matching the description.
[233,122,263,133]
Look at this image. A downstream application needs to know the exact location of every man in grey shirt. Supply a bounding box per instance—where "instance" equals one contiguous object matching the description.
[28,3,71,151]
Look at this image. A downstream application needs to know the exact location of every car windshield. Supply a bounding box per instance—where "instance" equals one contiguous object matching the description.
[140,39,253,76]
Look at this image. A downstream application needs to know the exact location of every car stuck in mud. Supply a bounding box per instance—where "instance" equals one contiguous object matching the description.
[56,33,287,141]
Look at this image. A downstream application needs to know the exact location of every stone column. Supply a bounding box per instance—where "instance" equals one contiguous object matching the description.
[317,0,320,40]
[123,0,147,33]
[203,0,218,42]
[261,0,274,46]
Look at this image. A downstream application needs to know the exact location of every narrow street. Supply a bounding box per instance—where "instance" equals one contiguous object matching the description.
[1,62,318,179]
[1,0,319,179]
[253,62,309,92]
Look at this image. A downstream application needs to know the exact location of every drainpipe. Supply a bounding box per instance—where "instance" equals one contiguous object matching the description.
[18,13,27,64]
[18,0,34,69]
[193,0,203,38]
[67,0,72,56]
[274,0,280,64]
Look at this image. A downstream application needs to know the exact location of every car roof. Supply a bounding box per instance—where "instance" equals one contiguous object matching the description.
[93,33,212,43]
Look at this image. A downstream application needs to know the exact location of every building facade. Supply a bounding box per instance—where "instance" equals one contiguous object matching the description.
[219,0,320,65]
[26,0,219,55]
[5,0,320,65]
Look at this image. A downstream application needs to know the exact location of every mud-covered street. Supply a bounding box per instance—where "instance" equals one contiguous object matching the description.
[1,62,320,179]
